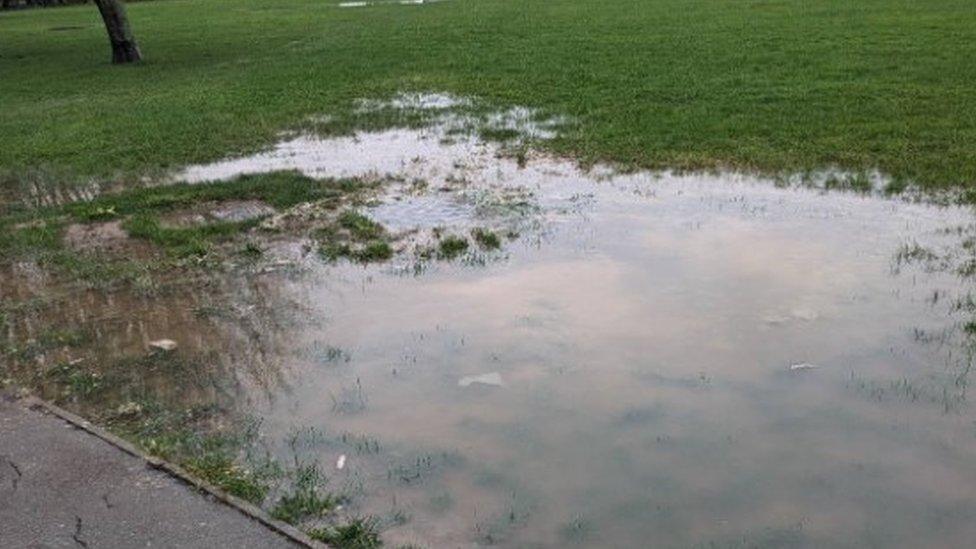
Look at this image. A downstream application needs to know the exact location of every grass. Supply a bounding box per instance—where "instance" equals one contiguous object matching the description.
[102,396,277,504]
[437,235,469,259]
[1,0,976,194]
[317,210,393,263]
[471,228,501,250]
[0,171,365,266]
[338,211,385,241]
[66,170,355,220]
[308,517,382,549]
[183,451,270,504]
[270,462,337,525]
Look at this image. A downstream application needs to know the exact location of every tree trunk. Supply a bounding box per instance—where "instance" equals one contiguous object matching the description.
[92,0,142,64]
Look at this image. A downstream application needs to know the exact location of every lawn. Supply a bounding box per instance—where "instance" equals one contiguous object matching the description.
[1,0,975,191]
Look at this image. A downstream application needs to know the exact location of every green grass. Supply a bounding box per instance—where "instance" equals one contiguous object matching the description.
[1,171,360,262]
[308,517,383,549]
[338,211,385,241]
[437,235,469,259]
[317,209,393,263]
[123,214,248,257]
[1,0,976,193]
[270,462,337,525]
[471,228,501,250]
[183,452,270,504]
[65,170,356,220]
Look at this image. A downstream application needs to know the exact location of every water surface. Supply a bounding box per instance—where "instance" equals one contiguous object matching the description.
[11,110,976,547]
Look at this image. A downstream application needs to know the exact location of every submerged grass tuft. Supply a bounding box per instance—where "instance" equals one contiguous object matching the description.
[316,209,394,264]
[471,228,502,250]
[339,211,385,241]
[437,235,469,259]
[307,517,383,548]
[270,462,337,525]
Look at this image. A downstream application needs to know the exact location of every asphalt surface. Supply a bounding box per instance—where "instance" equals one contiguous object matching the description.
[0,394,302,548]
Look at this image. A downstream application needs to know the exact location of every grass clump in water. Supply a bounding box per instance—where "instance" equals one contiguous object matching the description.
[356,240,393,262]
[338,211,385,240]
[317,210,394,264]
[270,462,337,525]
[123,214,248,258]
[307,517,382,548]
[471,228,501,250]
[438,235,469,259]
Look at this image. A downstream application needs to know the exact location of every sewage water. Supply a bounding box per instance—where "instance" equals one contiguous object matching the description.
[11,109,976,547]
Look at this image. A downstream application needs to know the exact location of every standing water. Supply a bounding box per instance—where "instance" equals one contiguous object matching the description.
[11,96,976,547]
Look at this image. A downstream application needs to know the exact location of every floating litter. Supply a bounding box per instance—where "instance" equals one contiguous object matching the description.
[459,372,505,388]
[149,339,178,352]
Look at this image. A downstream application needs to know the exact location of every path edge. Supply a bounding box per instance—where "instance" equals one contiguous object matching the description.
[17,394,326,549]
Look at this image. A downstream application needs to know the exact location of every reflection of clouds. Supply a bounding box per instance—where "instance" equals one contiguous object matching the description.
[640,216,862,322]
[173,117,976,547]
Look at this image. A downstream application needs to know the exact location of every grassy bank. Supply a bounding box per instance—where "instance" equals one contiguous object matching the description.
[1,0,975,191]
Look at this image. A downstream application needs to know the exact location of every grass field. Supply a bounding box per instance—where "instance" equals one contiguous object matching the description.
[1,0,975,193]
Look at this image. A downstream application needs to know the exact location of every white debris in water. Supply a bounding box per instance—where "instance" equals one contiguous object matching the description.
[336,454,347,470]
[338,0,445,7]
[763,308,820,325]
[149,339,178,352]
[788,363,820,372]
[459,372,505,388]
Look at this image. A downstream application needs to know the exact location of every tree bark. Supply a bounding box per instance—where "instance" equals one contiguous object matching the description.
[92,0,142,64]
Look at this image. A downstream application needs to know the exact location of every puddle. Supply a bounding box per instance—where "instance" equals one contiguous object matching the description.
[7,95,976,547]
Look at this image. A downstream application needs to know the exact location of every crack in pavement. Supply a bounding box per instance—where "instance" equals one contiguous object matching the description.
[2,454,22,492]
[72,516,89,548]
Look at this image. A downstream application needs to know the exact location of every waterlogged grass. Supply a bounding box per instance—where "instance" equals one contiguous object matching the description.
[308,517,383,549]
[437,235,469,259]
[99,396,278,503]
[270,462,337,525]
[124,214,252,258]
[471,228,501,250]
[317,210,394,263]
[338,211,385,241]
[67,171,356,220]
[182,452,270,504]
[0,171,372,267]
[1,0,976,194]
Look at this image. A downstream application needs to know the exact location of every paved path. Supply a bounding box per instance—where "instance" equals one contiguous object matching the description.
[0,394,306,548]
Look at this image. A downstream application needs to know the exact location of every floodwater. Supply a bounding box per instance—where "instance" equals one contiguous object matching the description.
[9,100,976,547]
